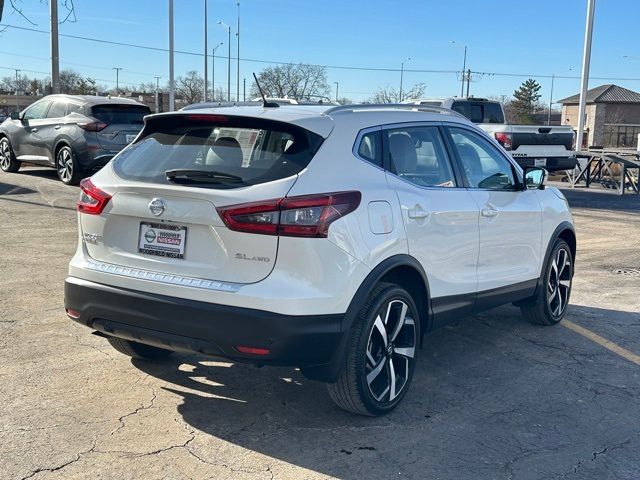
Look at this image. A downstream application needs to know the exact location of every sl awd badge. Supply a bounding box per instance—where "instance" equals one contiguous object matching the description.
[149,198,166,216]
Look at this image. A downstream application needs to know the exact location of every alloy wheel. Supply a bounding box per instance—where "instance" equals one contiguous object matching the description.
[57,148,73,183]
[548,247,572,317]
[365,299,417,403]
[0,139,11,170]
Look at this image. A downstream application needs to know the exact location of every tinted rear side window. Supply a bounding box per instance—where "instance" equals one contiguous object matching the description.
[47,101,68,118]
[113,115,323,189]
[91,104,151,125]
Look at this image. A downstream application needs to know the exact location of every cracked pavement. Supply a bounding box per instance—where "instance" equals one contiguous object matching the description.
[1,168,639,480]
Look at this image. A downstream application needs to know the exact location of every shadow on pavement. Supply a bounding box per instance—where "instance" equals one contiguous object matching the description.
[0,181,37,196]
[132,303,640,480]
[559,186,640,214]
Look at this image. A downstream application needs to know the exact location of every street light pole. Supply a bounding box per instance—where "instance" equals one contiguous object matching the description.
[399,57,410,102]
[576,0,596,152]
[154,76,161,113]
[236,1,240,102]
[203,0,208,102]
[217,21,231,101]
[334,82,339,102]
[113,67,122,96]
[169,0,175,111]
[50,0,60,94]
[14,69,20,112]
[212,42,223,100]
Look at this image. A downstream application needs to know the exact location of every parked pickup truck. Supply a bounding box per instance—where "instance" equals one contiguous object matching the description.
[405,97,577,172]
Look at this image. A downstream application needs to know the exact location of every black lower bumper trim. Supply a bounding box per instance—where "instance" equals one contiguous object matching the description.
[64,277,344,369]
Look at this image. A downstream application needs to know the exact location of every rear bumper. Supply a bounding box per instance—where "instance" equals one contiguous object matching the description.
[64,276,345,370]
[512,156,577,172]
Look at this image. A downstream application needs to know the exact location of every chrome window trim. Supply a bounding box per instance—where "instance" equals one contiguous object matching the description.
[85,259,242,293]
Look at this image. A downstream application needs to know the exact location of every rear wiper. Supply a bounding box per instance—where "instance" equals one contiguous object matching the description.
[165,169,244,184]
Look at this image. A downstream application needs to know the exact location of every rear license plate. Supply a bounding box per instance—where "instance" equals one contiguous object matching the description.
[138,222,187,259]
[126,134,137,143]
[534,158,547,167]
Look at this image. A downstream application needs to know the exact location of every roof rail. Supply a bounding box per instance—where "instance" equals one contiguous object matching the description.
[323,103,467,119]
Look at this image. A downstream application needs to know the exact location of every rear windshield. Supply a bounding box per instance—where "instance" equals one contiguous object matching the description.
[451,101,505,124]
[91,104,151,125]
[112,115,324,189]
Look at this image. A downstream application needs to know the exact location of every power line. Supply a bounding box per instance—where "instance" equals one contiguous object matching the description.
[2,23,640,82]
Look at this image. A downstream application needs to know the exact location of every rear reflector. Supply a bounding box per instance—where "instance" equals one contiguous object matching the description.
[186,114,228,123]
[236,345,271,356]
[77,178,112,215]
[217,191,361,238]
[65,308,81,319]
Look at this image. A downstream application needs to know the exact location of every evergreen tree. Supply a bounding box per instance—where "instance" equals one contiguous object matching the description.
[511,78,542,124]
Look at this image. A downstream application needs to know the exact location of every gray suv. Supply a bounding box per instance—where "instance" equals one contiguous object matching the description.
[0,95,151,184]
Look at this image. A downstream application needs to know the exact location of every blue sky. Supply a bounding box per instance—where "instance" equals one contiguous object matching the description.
[1,0,639,103]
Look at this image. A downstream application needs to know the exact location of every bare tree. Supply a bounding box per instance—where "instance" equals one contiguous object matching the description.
[368,83,426,103]
[0,73,30,94]
[251,64,331,101]
[1,0,76,28]
[175,70,204,105]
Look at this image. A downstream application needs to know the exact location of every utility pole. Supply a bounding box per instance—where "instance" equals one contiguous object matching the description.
[154,76,161,113]
[236,1,240,102]
[548,73,555,126]
[218,21,231,101]
[203,0,208,102]
[576,0,596,152]
[113,67,122,96]
[243,77,246,101]
[461,46,467,97]
[169,0,175,111]
[14,69,20,112]
[399,57,410,102]
[50,0,60,94]
[465,69,471,97]
[334,82,339,102]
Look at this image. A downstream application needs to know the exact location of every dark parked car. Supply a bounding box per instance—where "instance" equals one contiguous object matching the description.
[0,95,151,184]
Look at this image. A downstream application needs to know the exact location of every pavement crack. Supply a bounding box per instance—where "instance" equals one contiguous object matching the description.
[110,388,157,435]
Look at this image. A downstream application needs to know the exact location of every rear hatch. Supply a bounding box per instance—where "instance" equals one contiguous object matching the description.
[91,104,151,150]
[80,113,324,284]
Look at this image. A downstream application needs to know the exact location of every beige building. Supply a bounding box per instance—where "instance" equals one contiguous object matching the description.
[559,84,640,149]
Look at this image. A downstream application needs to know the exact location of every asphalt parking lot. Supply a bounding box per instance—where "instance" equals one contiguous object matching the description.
[1,168,639,480]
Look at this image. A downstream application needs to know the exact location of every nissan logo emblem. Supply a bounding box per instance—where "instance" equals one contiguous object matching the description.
[149,198,166,216]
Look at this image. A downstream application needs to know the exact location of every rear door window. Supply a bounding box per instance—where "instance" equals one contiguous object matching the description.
[451,101,505,124]
[90,104,151,126]
[46,101,68,118]
[113,115,323,189]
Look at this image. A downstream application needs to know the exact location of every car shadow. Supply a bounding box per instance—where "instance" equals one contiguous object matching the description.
[0,181,37,195]
[131,303,640,479]
[16,167,61,180]
[559,186,640,214]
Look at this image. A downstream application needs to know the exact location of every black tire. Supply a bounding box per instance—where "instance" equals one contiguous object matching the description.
[106,336,173,360]
[520,239,573,326]
[327,282,420,416]
[56,145,83,185]
[0,137,20,173]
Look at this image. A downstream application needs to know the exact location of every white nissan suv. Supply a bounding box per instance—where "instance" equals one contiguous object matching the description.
[65,104,575,416]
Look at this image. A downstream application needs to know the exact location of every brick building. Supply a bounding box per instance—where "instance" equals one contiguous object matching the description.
[559,84,640,149]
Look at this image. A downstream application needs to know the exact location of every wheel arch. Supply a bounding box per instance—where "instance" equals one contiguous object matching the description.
[301,254,431,383]
[535,221,576,294]
[344,254,432,336]
[53,138,72,159]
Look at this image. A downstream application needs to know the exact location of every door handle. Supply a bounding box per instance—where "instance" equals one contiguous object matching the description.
[31,128,38,133]
[481,208,498,218]
[408,208,429,220]
[54,125,61,130]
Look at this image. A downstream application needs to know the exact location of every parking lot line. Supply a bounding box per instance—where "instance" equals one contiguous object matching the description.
[562,319,640,366]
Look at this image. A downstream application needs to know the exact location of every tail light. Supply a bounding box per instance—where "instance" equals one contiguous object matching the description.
[78,121,108,132]
[494,132,512,150]
[77,178,111,215]
[217,191,361,238]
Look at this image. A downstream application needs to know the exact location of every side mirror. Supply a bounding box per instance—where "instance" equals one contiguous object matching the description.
[10,112,21,121]
[523,166,548,190]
